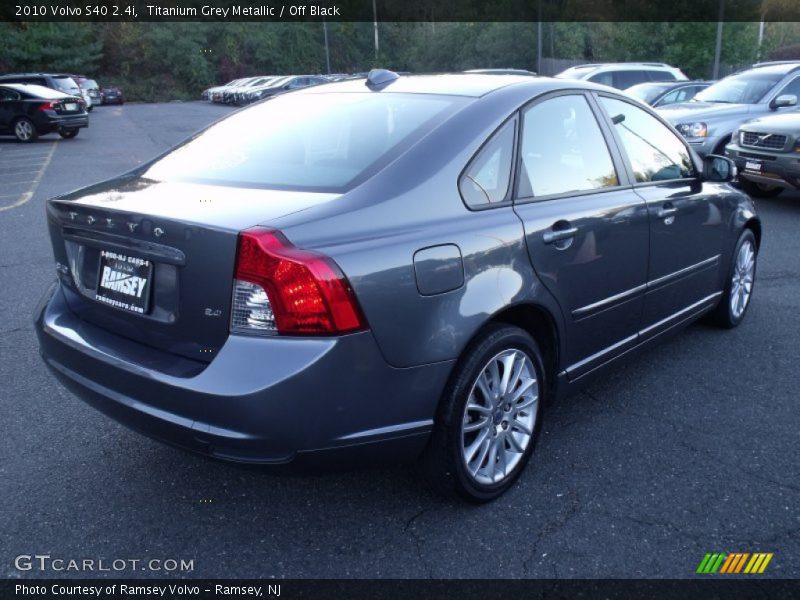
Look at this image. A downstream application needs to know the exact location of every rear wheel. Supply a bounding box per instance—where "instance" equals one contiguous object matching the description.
[420,324,545,502]
[13,118,37,143]
[709,229,757,328]
[59,128,79,139]
[740,179,783,198]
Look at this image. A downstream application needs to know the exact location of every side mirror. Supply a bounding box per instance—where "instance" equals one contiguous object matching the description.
[703,154,736,183]
[770,94,797,110]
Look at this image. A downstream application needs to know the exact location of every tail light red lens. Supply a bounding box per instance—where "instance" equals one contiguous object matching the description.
[37,101,57,111]
[232,227,367,335]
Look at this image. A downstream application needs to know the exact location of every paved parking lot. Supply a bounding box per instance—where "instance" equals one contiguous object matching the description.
[1,102,798,579]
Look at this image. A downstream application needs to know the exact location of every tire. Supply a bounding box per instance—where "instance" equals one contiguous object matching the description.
[740,179,783,198]
[59,128,79,139]
[709,229,757,328]
[420,323,546,503]
[13,117,38,143]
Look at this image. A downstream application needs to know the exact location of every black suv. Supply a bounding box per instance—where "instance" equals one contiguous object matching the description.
[0,73,83,98]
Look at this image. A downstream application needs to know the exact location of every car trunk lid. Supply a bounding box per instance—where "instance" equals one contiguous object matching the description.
[47,178,339,363]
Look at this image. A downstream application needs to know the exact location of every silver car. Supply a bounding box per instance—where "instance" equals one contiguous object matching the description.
[658,61,800,156]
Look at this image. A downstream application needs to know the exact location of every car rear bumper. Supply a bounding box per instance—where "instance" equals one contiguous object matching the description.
[37,113,89,132]
[35,282,453,467]
[726,144,800,190]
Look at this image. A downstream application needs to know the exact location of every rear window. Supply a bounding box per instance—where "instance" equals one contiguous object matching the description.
[144,92,464,192]
[52,76,80,94]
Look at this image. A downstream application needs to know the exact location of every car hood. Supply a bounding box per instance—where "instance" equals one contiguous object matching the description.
[658,101,755,123]
[739,110,800,134]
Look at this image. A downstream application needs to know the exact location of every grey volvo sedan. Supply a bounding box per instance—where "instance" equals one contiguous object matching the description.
[35,71,760,502]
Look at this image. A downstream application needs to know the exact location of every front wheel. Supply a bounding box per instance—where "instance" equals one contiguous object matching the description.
[59,128,79,139]
[420,324,545,502]
[709,229,757,328]
[740,179,783,198]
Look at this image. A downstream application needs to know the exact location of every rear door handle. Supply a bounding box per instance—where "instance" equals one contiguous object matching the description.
[543,227,578,244]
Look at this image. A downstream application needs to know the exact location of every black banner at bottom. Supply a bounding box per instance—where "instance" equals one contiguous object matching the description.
[3,579,800,600]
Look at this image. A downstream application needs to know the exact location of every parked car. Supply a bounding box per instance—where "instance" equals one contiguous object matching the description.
[724,110,800,197]
[0,83,88,141]
[555,62,688,89]
[74,76,102,106]
[0,73,84,99]
[658,61,800,157]
[242,75,329,104]
[225,76,275,105]
[34,71,759,502]
[203,78,246,102]
[626,80,712,107]
[465,69,537,76]
[101,86,124,105]
[212,77,261,103]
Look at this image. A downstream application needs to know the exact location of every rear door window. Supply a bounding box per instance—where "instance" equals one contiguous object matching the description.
[614,71,652,89]
[648,70,676,81]
[588,71,614,87]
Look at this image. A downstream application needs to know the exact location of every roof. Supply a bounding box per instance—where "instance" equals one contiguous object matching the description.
[0,83,73,98]
[745,62,800,75]
[300,73,544,98]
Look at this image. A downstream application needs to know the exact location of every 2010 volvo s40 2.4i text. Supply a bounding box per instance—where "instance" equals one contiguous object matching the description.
[35,70,760,502]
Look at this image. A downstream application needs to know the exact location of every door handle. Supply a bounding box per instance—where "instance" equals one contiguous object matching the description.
[543,226,578,244]
[657,206,677,219]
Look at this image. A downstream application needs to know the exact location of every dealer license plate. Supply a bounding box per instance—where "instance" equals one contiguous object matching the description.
[95,250,153,314]
[745,160,762,172]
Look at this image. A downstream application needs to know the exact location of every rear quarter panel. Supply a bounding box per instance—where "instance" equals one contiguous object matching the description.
[269,86,567,369]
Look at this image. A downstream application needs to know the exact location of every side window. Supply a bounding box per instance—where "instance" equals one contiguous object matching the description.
[588,71,613,87]
[518,95,619,198]
[649,70,676,82]
[459,119,515,207]
[776,76,800,99]
[615,71,650,89]
[599,96,695,183]
[0,88,17,100]
[658,87,688,106]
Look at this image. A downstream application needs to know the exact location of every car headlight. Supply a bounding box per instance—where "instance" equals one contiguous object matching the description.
[676,122,708,138]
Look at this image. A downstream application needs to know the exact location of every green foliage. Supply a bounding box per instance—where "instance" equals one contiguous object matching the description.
[1,21,791,101]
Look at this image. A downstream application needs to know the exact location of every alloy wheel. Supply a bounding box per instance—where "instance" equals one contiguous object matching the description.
[461,349,539,485]
[15,120,33,141]
[731,239,755,319]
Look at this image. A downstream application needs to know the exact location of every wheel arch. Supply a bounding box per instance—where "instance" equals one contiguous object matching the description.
[466,303,562,399]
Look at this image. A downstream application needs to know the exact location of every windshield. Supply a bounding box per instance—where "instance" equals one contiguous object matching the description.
[695,71,784,104]
[52,76,80,95]
[83,79,99,90]
[144,92,464,192]
[628,83,669,103]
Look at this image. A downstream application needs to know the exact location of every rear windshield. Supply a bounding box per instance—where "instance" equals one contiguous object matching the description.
[144,92,464,192]
[52,76,80,94]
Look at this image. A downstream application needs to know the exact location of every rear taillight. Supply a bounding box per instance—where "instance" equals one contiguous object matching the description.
[231,227,367,336]
[37,101,57,111]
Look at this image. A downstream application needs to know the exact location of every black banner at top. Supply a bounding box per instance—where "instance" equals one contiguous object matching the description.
[1,0,800,23]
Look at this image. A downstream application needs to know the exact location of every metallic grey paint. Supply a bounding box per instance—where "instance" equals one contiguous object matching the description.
[34,74,761,466]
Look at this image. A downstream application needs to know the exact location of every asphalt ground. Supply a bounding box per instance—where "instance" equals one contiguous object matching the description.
[1,102,798,579]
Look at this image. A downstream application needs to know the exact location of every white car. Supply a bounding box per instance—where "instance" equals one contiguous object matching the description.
[556,62,688,90]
